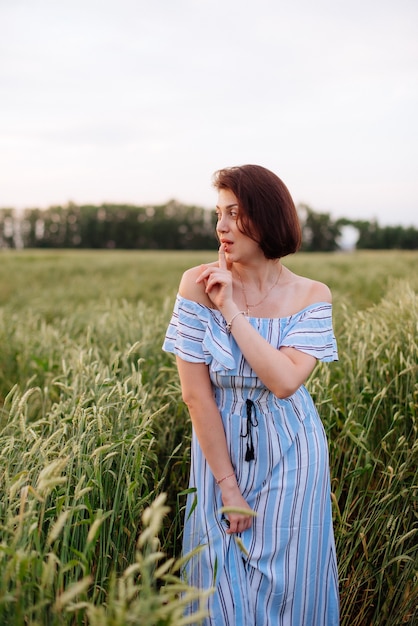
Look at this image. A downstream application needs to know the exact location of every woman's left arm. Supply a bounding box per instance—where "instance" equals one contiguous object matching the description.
[222,315,317,398]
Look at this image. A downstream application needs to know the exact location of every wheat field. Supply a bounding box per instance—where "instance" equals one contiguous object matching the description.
[0,249,417,625]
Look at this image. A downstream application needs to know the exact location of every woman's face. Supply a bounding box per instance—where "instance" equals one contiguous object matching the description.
[215,188,261,263]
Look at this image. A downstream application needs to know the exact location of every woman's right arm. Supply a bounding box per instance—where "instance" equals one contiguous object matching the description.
[176,356,254,534]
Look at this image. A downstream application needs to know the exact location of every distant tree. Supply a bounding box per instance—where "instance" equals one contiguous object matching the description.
[20,208,48,248]
[401,226,418,249]
[350,220,418,250]
[298,204,341,252]
[0,209,16,248]
[17,201,217,250]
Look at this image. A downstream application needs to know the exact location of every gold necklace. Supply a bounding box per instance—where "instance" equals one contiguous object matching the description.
[236,264,283,316]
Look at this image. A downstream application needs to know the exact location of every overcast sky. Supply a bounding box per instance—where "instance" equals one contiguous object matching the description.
[1,0,417,226]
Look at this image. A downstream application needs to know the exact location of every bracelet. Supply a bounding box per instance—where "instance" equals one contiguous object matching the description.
[216,472,235,485]
[226,311,245,333]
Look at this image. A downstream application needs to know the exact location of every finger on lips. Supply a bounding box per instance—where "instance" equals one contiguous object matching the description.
[218,245,227,270]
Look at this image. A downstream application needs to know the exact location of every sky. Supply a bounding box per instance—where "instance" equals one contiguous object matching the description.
[1,0,417,227]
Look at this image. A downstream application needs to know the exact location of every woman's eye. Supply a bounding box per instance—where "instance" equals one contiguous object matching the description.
[214,209,238,220]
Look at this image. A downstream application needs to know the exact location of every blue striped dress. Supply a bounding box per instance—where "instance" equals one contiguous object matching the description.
[163,295,339,626]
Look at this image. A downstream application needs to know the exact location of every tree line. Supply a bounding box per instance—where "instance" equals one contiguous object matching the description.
[0,201,417,251]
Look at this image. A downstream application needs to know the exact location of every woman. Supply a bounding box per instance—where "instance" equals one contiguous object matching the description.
[163,165,339,625]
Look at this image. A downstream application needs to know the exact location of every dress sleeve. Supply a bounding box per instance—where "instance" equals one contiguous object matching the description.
[280,303,338,362]
[162,295,236,369]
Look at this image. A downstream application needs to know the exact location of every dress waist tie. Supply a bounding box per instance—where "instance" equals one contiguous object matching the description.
[241,399,258,462]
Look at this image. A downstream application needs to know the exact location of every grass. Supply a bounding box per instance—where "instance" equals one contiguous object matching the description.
[0,249,417,625]
[312,282,418,624]
[1,248,417,315]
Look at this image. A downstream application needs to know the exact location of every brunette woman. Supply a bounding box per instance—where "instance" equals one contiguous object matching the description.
[163,164,339,625]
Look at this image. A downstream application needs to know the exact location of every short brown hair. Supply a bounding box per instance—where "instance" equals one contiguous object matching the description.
[212,164,301,259]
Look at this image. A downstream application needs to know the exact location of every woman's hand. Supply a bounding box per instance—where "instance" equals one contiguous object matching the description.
[220,480,254,534]
[196,245,233,310]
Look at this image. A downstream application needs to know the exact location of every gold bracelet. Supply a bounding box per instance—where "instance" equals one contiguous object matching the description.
[226,311,245,333]
[216,472,235,485]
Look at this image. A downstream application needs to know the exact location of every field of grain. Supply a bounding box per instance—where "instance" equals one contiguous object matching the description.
[0,249,417,625]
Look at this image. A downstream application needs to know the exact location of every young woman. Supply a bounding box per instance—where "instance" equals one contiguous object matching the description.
[163,165,339,625]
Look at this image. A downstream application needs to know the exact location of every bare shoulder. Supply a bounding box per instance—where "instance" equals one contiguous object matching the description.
[178,263,217,307]
[285,269,332,310]
[304,276,332,304]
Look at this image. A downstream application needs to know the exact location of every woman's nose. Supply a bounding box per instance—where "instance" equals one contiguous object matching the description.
[217,214,229,232]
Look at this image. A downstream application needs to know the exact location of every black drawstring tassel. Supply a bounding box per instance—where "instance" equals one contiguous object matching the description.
[241,399,258,462]
[245,439,255,462]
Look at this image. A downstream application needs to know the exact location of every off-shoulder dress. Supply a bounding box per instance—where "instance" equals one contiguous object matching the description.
[163,295,339,626]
